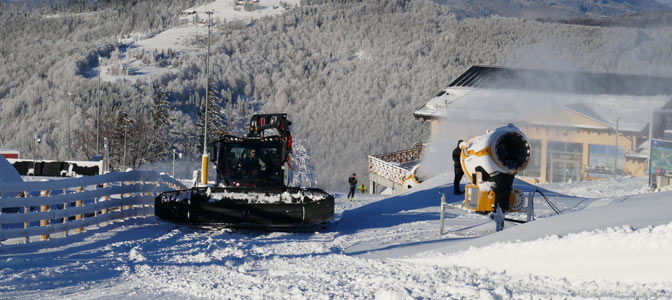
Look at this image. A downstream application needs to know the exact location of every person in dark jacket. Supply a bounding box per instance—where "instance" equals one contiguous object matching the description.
[347,173,358,201]
[241,149,266,179]
[452,140,465,195]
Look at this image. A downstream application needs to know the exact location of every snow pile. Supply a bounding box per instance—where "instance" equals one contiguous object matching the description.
[409,222,672,284]
[208,187,329,204]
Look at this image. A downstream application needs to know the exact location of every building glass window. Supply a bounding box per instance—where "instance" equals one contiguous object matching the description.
[546,141,582,183]
[519,139,541,178]
[586,144,624,179]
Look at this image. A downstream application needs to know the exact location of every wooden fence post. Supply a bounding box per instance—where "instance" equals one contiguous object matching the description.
[62,187,68,237]
[40,190,50,241]
[100,183,111,227]
[94,184,99,219]
[123,181,133,217]
[75,186,84,233]
[23,191,28,244]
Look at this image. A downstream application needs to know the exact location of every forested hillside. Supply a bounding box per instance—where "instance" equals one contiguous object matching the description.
[0,0,208,167]
[2,0,672,189]
[435,0,669,19]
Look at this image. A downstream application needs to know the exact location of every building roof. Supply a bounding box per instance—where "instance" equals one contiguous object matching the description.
[415,66,672,133]
[449,65,672,96]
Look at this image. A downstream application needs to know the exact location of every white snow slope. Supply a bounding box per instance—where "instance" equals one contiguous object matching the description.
[1,175,671,299]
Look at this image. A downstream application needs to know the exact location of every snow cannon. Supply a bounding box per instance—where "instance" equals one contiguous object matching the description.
[402,164,422,191]
[460,123,530,213]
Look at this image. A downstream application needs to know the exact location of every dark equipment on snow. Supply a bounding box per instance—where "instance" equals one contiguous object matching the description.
[155,113,334,228]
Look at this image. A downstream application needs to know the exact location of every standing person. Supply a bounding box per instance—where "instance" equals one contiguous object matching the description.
[452,140,465,195]
[347,173,357,201]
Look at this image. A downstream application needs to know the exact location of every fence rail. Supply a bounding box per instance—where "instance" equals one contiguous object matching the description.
[368,144,424,185]
[0,171,183,249]
[371,143,424,164]
[368,156,409,184]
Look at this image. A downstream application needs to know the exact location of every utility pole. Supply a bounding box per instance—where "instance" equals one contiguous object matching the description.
[172,148,176,177]
[33,134,41,175]
[172,149,182,178]
[121,112,132,172]
[97,56,102,155]
[201,10,214,185]
[104,137,109,173]
[123,126,127,171]
[67,92,72,161]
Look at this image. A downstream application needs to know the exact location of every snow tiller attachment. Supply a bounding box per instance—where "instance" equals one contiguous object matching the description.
[155,113,334,227]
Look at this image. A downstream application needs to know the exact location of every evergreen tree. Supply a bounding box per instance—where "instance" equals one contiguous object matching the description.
[150,83,171,159]
[195,80,227,149]
[112,111,134,170]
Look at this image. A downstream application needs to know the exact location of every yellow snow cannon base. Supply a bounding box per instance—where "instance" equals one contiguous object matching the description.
[463,184,525,213]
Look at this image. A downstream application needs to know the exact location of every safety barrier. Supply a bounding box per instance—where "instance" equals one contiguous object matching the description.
[0,171,183,250]
[368,156,409,185]
[368,143,424,185]
[372,143,424,164]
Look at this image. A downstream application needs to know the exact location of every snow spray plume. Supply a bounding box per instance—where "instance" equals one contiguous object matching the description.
[420,26,672,180]
[418,41,583,180]
[136,154,203,181]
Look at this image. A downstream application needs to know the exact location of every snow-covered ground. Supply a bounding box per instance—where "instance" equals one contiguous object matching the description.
[1,173,671,299]
[97,0,300,83]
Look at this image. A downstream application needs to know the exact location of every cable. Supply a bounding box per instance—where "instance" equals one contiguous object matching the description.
[534,188,561,215]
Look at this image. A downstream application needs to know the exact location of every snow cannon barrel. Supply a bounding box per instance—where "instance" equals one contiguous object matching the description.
[402,164,422,190]
[460,123,530,181]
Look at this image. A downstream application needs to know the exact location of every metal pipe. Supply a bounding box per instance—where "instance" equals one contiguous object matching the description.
[649,111,654,187]
[614,117,620,172]
[201,10,214,185]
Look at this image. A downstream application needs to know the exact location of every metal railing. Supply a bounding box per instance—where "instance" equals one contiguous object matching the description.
[368,156,409,184]
[368,143,425,184]
[371,143,424,163]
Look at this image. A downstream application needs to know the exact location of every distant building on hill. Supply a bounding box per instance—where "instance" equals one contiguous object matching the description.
[413,65,672,184]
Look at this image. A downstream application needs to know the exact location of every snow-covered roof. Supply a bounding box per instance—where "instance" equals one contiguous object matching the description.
[448,65,672,96]
[415,86,671,132]
[414,67,672,132]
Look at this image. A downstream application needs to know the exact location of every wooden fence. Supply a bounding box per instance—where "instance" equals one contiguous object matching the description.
[0,171,183,250]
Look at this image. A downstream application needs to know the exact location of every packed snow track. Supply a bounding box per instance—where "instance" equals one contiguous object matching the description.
[1,175,671,299]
